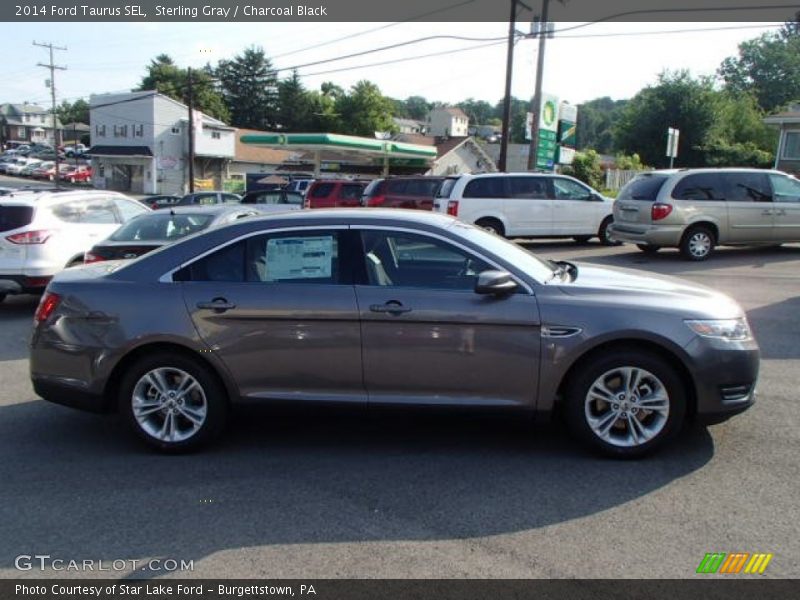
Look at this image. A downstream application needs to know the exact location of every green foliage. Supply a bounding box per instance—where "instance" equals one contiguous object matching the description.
[614,70,718,168]
[334,80,396,137]
[136,54,229,122]
[56,98,89,125]
[563,149,604,189]
[404,96,431,121]
[576,97,628,153]
[718,23,800,112]
[701,141,774,168]
[216,46,278,130]
[457,98,494,125]
[613,153,646,170]
[277,71,314,132]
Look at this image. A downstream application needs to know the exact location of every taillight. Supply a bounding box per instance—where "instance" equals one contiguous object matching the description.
[651,203,673,221]
[6,229,55,244]
[447,200,459,217]
[150,203,158,209]
[34,291,61,324]
[84,252,104,264]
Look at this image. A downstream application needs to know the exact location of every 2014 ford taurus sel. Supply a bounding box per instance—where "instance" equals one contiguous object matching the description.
[30,209,759,457]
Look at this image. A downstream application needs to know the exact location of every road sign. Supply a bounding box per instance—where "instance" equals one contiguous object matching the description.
[666,127,680,158]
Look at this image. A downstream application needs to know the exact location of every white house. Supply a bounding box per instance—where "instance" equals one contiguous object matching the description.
[0,103,64,147]
[426,107,469,138]
[764,104,800,176]
[89,91,235,195]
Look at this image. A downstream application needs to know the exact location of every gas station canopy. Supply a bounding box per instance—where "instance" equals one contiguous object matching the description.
[240,132,438,176]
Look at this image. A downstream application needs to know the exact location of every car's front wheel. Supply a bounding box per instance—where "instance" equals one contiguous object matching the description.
[564,350,686,458]
[680,225,715,261]
[119,353,228,452]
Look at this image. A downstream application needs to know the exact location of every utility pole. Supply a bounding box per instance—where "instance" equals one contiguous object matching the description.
[499,0,532,172]
[34,41,66,188]
[187,67,195,194]
[526,0,550,171]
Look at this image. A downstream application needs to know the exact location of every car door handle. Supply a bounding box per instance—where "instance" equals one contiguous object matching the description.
[196,298,236,312]
[370,302,412,315]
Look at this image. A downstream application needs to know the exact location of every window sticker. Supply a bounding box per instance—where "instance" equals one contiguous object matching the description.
[265,236,334,281]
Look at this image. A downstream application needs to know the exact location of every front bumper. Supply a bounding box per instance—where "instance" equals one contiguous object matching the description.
[685,335,759,424]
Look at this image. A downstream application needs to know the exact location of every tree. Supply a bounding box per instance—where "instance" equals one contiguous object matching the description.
[404,96,431,121]
[56,98,89,124]
[563,150,604,189]
[718,22,800,112]
[458,98,494,125]
[700,90,776,167]
[136,54,229,121]
[216,46,279,130]
[335,80,396,137]
[277,70,315,132]
[614,70,718,168]
[576,97,628,153]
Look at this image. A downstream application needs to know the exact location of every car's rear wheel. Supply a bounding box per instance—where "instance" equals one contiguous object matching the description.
[475,218,505,237]
[564,350,686,458]
[636,244,661,254]
[680,226,715,261]
[573,235,591,244]
[119,353,228,452]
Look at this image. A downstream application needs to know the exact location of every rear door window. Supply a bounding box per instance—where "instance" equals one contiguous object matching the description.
[672,174,726,201]
[340,184,363,200]
[310,183,335,198]
[618,175,669,201]
[720,172,772,202]
[509,177,549,199]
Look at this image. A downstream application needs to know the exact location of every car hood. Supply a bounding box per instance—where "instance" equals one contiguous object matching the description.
[556,262,743,319]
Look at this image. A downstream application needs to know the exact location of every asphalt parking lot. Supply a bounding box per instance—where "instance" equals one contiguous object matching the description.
[0,193,798,578]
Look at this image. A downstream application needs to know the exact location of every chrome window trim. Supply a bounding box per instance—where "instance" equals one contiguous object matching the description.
[158,224,350,283]
[350,224,534,295]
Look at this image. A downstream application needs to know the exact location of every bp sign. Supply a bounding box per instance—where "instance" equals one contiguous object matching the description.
[539,93,560,133]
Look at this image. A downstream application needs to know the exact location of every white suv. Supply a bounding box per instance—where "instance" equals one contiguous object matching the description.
[433,172,616,244]
[0,190,149,301]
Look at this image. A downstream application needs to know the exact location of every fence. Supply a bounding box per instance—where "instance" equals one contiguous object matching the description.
[604,169,642,191]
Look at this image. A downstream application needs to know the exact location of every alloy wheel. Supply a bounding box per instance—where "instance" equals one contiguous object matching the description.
[131,367,208,443]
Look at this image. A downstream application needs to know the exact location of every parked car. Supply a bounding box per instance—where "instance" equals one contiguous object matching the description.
[60,165,92,183]
[63,144,87,158]
[609,168,800,260]
[30,209,757,456]
[0,190,150,300]
[362,176,445,210]
[141,195,182,210]
[240,189,304,212]
[9,158,42,177]
[84,205,259,264]
[30,161,56,179]
[433,172,617,244]
[165,191,242,208]
[305,179,368,209]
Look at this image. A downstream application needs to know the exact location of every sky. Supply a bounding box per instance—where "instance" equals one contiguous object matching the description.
[0,21,783,111]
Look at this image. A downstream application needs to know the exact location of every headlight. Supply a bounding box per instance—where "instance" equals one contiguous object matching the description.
[685,318,752,341]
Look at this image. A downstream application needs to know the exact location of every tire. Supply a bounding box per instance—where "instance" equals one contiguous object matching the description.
[119,352,228,452]
[597,216,620,246]
[680,225,715,261]
[0,293,5,304]
[475,218,505,237]
[563,349,686,458]
[636,244,661,254]
[573,235,591,245]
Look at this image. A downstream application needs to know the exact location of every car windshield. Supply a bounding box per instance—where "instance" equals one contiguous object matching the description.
[110,213,215,241]
[452,220,555,283]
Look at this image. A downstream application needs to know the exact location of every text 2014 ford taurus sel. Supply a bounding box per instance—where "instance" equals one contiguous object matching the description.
[30,209,758,457]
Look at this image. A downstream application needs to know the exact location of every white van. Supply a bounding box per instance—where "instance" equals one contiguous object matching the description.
[433,172,616,244]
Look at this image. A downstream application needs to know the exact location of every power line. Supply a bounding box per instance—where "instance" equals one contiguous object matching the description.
[553,22,784,39]
[271,0,477,60]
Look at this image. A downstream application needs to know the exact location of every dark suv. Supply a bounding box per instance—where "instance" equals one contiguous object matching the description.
[361,176,445,210]
[305,180,367,209]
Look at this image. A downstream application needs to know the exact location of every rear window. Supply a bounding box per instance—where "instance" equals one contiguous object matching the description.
[110,214,214,241]
[310,183,335,198]
[618,175,669,201]
[0,205,34,232]
[404,179,442,197]
[362,179,385,198]
[386,179,408,194]
[463,177,507,199]
[437,177,458,199]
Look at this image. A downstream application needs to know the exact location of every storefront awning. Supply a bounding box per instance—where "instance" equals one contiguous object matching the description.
[86,145,153,157]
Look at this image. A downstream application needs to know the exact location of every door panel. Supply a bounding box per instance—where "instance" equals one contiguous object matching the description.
[550,177,598,234]
[355,229,541,407]
[504,176,552,235]
[719,172,775,242]
[179,229,365,404]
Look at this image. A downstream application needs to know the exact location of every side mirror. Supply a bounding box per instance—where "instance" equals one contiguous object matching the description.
[475,270,518,296]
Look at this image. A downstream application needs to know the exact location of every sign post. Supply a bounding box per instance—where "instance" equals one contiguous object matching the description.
[666,127,680,168]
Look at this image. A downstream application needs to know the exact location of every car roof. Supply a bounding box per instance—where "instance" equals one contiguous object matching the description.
[643,168,786,176]
[0,189,134,206]
[150,205,254,216]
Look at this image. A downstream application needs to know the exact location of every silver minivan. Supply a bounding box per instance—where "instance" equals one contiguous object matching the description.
[609,168,800,260]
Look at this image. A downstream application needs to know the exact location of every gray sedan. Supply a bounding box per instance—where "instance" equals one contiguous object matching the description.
[29,209,759,457]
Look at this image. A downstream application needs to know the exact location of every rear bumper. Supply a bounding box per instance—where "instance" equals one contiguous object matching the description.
[608,223,684,247]
[32,377,110,413]
[0,274,51,294]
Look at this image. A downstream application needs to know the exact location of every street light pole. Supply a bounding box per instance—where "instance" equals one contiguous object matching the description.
[187,67,195,194]
[526,0,550,171]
